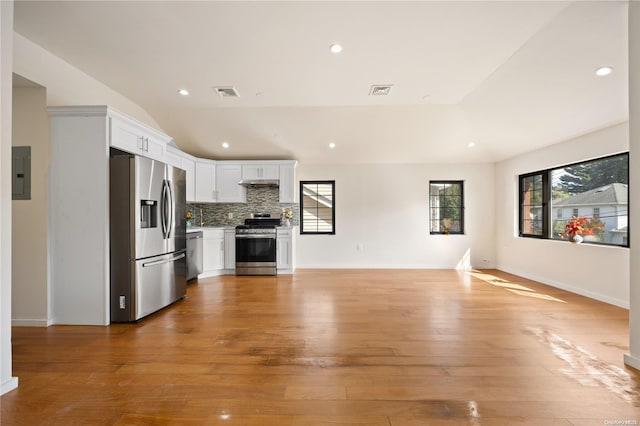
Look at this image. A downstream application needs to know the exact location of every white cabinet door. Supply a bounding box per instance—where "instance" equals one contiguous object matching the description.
[224,229,236,270]
[279,163,295,203]
[195,161,216,202]
[216,164,246,203]
[165,146,183,168]
[277,228,293,272]
[110,117,166,162]
[203,230,225,272]
[181,156,196,202]
[241,164,279,180]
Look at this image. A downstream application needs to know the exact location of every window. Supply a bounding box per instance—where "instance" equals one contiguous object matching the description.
[519,153,628,247]
[519,173,548,237]
[429,181,464,234]
[300,181,335,234]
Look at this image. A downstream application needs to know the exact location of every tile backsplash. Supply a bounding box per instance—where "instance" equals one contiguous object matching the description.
[187,186,299,227]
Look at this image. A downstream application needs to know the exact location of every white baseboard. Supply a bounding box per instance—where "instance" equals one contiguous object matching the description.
[497,265,628,308]
[12,318,52,327]
[294,264,461,269]
[624,353,640,371]
[197,270,226,279]
[1,377,18,395]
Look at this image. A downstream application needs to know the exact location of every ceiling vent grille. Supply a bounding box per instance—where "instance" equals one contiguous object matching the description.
[213,86,240,97]
[369,85,393,96]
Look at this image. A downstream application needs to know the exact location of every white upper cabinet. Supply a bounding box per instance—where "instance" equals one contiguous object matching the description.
[181,155,196,202]
[216,163,246,203]
[279,163,296,203]
[164,145,183,168]
[110,115,169,162]
[194,160,217,202]
[165,145,196,202]
[241,164,279,180]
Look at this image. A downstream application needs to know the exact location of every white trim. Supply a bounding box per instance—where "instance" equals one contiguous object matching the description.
[11,318,52,327]
[497,265,628,308]
[197,270,227,278]
[293,264,490,270]
[1,377,18,396]
[624,354,640,372]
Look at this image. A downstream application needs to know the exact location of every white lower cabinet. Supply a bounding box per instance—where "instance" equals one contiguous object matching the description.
[276,228,295,274]
[201,229,225,277]
[224,229,236,272]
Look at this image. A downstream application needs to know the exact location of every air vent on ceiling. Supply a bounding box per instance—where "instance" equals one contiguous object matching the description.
[369,85,393,96]
[213,86,239,97]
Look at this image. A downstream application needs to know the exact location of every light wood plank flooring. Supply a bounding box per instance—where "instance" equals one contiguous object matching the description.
[2,269,640,425]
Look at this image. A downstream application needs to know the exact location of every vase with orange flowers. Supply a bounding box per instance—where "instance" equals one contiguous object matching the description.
[559,215,596,244]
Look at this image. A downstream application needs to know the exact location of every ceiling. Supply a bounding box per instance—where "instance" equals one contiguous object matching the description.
[13,1,628,164]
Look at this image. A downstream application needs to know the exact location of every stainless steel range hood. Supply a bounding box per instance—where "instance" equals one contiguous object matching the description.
[238,179,279,187]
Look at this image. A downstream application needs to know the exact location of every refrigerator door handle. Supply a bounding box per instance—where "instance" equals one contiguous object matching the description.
[160,180,169,239]
[166,180,174,239]
[142,252,186,268]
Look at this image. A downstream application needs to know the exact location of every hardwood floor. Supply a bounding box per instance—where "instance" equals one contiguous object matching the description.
[2,269,640,425]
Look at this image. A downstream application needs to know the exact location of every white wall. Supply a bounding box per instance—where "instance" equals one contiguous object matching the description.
[1,0,18,395]
[12,33,161,131]
[296,162,495,269]
[12,84,50,326]
[626,1,640,369]
[495,122,630,307]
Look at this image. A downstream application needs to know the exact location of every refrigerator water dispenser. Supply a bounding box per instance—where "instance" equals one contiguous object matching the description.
[140,200,158,228]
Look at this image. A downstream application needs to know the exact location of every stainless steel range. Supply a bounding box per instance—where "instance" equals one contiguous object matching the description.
[235,214,281,276]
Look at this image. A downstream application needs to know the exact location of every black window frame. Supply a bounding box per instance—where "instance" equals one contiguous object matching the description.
[518,152,629,247]
[518,171,549,239]
[429,180,465,235]
[299,180,336,235]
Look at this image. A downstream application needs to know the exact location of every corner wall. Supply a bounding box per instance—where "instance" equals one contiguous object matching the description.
[12,84,50,326]
[625,1,640,369]
[495,123,630,307]
[296,162,496,269]
[1,0,18,395]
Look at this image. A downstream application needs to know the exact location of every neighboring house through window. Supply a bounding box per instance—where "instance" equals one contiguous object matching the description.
[519,153,628,246]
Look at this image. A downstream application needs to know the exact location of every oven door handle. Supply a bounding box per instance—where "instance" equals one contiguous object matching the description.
[236,234,276,239]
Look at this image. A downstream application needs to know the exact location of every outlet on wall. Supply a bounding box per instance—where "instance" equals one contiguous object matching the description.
[228,212,233,219]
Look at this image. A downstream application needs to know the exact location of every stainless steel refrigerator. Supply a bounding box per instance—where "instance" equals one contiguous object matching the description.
[109,150,187,322]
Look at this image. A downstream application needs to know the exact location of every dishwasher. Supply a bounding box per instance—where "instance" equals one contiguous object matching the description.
[186,231,203,281]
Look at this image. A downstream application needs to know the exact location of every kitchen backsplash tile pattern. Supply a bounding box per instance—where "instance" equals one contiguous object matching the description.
[188,186,299,227]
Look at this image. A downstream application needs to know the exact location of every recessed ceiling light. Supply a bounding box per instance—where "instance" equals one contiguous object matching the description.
[222,142,229,149]
[178,89,189,96]
[330,43,343,54]
[329,142,336,149]
[468,142,476,148]
[595,66,613,77]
